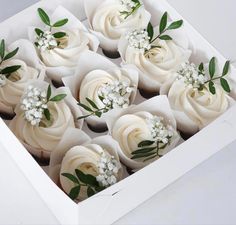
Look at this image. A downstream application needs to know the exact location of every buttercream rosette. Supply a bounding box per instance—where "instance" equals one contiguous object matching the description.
[28,6,99,84]
[160,61,235,135]
[106,95,181,170]
[0,39,45,118]
[49,129,123,201]
[118,23,191,97]
[63,50,138,132]
[84,0,151,57]
[9,80,84,160]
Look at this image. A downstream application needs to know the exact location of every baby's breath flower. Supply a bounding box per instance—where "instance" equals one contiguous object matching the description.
[146,116,174,144]
[96,151,120,187]
[36,31,58,51]
[120,0,136,11]
[177,62,206,88]
[0,74,6,87]
[98,80,134,111]
[126,29,151,53]
[21,85,48,126]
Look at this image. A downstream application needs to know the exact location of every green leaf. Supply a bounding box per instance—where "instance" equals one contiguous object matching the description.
[132,146,156,155]
[95,186,105,192]
[50,94,67,102]
[198,62,204,73]
[98,95,104,102]
[53,32,66,39]
[4,47,19,61]
[53,18,68,27]
[209,81,216,94]
[209,57,216,78]
[44,108,50,121]
[222,60,230,76]
[159,35,172,40]
[159,12,168,34]
[147,22,154,41]
[77,115,90,120]
[220,78,230,93]
[38,8,51,26]
[131,152,156,160]
[35,28,44,37]
[0,39,5,59]
[1,65,21,75]
[86,97,99,109]
[75,169,99,187]
[87,186,95,197]
[138,140,155,147]
[68,185,80,200]
[143,155,158,162]
[61,173,79,184]
[46,85,51,101]
[167,20,183,30]
[95,111,102,117]
[77,102,93,112]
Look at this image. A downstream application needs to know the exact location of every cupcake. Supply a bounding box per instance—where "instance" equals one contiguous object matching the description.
[118,12,191,98]
[9,81,83,162]
[106,95,181,170]
[0,39,45,119]
[63,51,138,132]
[28,6,99,85]
[49,129,123,201]
[84,0,150,58]
[160,58,235,136]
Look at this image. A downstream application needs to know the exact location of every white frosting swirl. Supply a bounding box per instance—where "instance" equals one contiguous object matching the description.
[123,39,191,92]
[166,80,232,134]
[9,101,76,159]
[111,111,179,169]
[0,59,39,115]
[60,143,122,201]
[40,29,95,67]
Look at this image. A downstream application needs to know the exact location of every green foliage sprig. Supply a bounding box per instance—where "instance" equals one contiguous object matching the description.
[120,0,141,19]
[62,169,105,200]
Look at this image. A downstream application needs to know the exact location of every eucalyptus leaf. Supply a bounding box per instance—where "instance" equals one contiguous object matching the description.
[132,146,156,155]
[220,78,230,92]
[159,12,168,34]
[35,28,44,37]
[147,22,154,41]
[53,18,68,27]
[86,97,99,109]
[159,35,172,40]
[95,111,102,117]
[61,173,79,184]
[68,185,81,200]
[167,20,183,30]
[3,47,19,61]
[46,85,51,101]
[1,65,21,75]
[209,81,216,94]
[143,154,157,162]
[138,140,155,147]
[222,60,230,76]
[78,102,93,112]
[50,94,67,102]
[75,169,99,187]
[87,186,95,197]
[44,108,51,121]
[198,62,204,73]
[38,8,51,26]
[77,115,91,120]
[0,39,5,59]
[53,32,66,39]
[209,57,216,78]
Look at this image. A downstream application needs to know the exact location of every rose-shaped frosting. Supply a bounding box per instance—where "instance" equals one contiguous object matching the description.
[60,142,123,201]
[0,59,40,115]
[120,38,191,92]
[162,80,234,134]
[111,111,179,169]
[85,0,150,51]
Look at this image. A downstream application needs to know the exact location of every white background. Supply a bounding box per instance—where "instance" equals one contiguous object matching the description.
[0,0,236,224]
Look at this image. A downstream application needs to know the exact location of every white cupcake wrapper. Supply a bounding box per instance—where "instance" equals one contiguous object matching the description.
[105,95,181,170]
[28,6,99,83]
[62,50,139,129]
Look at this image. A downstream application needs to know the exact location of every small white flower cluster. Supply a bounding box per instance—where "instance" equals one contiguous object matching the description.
[21,85,48,126]
[96,152,121,187]
[120,0,136,12]
[36,31,58,51]
[126,29,151,53]
[98,80,133,110]
[147,116,174,144]
[176,62,206,88]
[0,74,6,87]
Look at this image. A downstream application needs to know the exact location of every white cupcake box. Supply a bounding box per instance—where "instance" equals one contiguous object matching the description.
[0,0,236,224]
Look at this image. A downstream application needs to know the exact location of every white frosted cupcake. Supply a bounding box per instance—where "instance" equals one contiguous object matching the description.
[29,6,99,85]
[9,81,83,161]
[49,129,123,201]
[160,59,235,136]
[118,12,191,97]
[63,51,138,132]
[106,95,181,170]
[0,39,45,119]
[84,0,150,58]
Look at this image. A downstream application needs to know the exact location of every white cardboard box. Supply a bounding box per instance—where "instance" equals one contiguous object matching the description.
[1,0,236,224]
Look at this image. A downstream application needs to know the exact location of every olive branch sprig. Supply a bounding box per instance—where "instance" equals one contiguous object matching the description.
[0,39,21,78]
[35,8,69,47]
[131,139,171,162]
[199,57,231,94]
[62,169,105,200]
[120,0,142,19]
[43,85,67,121]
